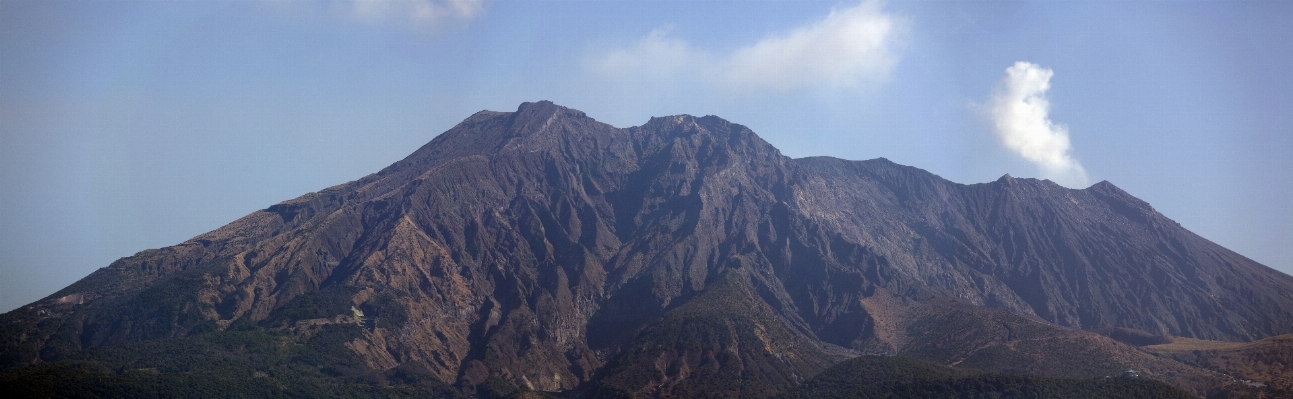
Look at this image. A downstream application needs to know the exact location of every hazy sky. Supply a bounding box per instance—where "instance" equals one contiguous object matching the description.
[2,0,1290,313]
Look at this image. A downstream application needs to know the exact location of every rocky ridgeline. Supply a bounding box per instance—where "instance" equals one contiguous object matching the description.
[4,101,1292,397]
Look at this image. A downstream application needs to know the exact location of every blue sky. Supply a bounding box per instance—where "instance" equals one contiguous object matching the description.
[1,0,1290,313]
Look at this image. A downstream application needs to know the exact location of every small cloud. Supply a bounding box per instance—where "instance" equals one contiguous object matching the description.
[987,62,1089,187]
[593,27,705,83]
[346,0,482,27]
[723,0,899,92]
[589,0,902,93]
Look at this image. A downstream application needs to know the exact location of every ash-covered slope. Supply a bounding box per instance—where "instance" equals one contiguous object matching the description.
[4,101,1292,397]
[790,156,1293,341]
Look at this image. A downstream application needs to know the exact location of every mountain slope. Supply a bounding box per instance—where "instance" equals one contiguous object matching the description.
[790,156,1293,341]
[1145,334,1293,397]
[4,101,1292,397]
[776,355,1194,399]
[589,271,840,398]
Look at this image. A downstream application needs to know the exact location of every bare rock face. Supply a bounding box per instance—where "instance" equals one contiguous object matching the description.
[790,156,1293,341]
[4,101,1293,396]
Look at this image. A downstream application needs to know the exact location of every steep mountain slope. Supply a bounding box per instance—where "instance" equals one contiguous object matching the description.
[3,101,1292,397]
[790,156,1293,341]
[589,271,840,398]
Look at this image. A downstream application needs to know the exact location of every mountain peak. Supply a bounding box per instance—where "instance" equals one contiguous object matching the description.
[1086,179,1157,215]
[5,102,1292,398]
[508,100,594,135]
[514,100,585,120]
[517,99,557,109]
[642,114,702,129]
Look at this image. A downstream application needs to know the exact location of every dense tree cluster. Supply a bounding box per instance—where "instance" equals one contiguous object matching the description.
[0,328,462,398]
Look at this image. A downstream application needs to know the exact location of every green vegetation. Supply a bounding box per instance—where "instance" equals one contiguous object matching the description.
[362,291,410,330]
[0,328,462,398]
[1144,335,1293,399]
[776,355,1195,399]
[592,271,836,398]
[260,286,362,328]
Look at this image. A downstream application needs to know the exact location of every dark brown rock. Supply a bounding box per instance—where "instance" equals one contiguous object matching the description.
[3,101,1292,397]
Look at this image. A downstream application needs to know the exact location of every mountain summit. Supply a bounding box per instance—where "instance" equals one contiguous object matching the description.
[4,101,1292,397]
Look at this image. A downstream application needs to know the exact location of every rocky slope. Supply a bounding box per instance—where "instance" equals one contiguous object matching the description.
[4,101,1293,397]
[1145,334,1293,397]
[776,355,1195,399]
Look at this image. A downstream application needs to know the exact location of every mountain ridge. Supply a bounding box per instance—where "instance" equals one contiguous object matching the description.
[4,100,1292,397]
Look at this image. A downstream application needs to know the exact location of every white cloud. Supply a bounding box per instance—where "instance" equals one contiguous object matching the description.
[988,62,1089,187]
[262,0,483,29]
[723,0,899,91]
[589,0,902,93]
[348,0,481,26]
[595,28,705,83]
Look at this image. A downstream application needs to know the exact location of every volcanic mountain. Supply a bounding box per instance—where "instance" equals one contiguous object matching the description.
[4,101,1292,397]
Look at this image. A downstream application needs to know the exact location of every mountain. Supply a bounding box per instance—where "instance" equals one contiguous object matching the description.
[776,355,1194,399]
[3,101,1292,397]
[1144,334,1293,398]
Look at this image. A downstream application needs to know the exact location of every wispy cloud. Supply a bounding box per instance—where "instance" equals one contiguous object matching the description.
[988,62,1089,187]
[596,27,705,84]
[263,0,483,29]
[346,0,482,27]
[589,0,902,93]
